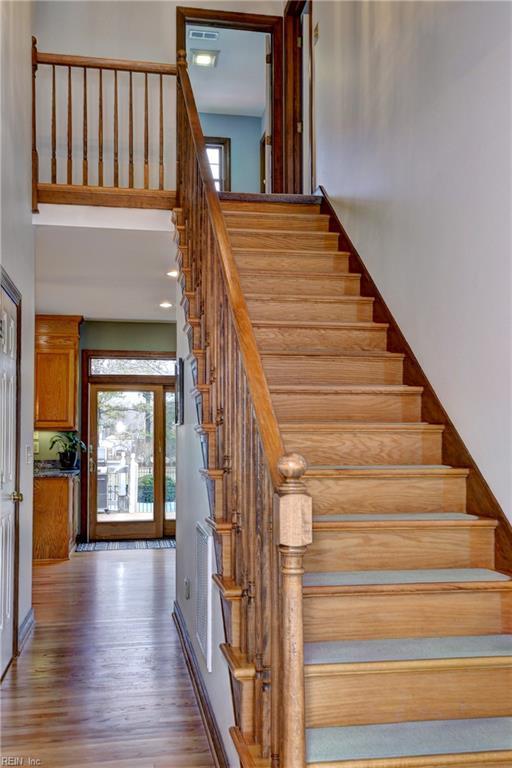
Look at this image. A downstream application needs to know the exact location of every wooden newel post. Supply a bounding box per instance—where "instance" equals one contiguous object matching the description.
[275,453,312,768]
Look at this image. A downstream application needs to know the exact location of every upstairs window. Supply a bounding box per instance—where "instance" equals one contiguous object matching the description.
[205,137,231,192]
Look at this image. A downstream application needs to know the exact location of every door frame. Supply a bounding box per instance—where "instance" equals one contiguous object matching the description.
[176,5,284,193]
[80,350,176,541]
[284,0,314,193]
[1,268,22,664]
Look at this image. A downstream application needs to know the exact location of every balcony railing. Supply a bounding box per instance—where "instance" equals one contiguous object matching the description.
[32,37,177,211]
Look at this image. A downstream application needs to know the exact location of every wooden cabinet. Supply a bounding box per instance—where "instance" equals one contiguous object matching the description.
[33,476,80,560]
[35,315,82,430]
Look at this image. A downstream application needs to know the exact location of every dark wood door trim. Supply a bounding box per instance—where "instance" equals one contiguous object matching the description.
[1,268,22,662]
[176,6,284,193]
[284,1,307,193]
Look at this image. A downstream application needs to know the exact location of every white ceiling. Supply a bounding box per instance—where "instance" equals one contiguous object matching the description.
[34,207,178,322]
[187,25,267,117]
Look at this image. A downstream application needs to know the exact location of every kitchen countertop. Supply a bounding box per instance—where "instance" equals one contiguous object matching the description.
[34,470,80,479]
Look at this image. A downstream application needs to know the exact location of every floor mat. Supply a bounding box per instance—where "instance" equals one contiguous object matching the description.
[76,538,176,552]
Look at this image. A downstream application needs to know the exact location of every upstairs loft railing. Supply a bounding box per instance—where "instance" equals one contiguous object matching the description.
[176,50,312,768]
[32,37,177,211]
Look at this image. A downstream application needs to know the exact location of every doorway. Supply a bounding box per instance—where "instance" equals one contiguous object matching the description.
[82,352,176,541]
[177,6,284,192]
[0,269,21,678]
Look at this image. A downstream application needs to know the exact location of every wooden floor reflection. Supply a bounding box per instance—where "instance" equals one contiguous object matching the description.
[1,549,214,767]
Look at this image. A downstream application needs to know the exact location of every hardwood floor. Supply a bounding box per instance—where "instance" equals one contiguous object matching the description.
[1,549,214,767]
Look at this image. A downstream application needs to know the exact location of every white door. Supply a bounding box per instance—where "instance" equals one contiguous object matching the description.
[0,285,18,677]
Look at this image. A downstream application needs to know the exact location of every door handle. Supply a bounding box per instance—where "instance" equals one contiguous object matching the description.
[10,491,23,503]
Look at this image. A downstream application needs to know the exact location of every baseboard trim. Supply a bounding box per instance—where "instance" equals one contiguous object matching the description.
[18,607,35,653]
[173,601,229,768]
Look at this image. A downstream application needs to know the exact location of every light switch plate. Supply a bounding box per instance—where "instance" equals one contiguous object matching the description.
[26,445,33,464]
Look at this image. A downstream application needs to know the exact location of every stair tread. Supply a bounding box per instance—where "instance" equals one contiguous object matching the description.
[304,568,511,588]
[262,350,404,358]
[240,269,357,278]
[246,293,373,304]
[228,227,338,235]
[253,320,386,329]
[271,385,422,393]
[234,249,349,256]
[314,513,479,521]
[282,421,442,431]
[304,634,512,666]
[306,717,512,763]
[305,466,468,477]
[309,464,448,470]
[226,211,331,221]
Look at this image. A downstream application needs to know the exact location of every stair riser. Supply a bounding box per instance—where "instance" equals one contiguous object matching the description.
[248,298,374,323]
[221,200,321,215]
[305,527,495,572]
[257,327,387,354]
[235,252,350,272]
[273,393,422,423]
[229,230,339,251]
[305,475,467,514]
[305,664,512,728]
[283,429,441,464]
[240,273,361,297]
[225,213,330,231]
[303,589,512,642]
[264,357,403,386]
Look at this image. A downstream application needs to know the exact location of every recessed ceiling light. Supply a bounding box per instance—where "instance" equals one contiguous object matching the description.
[159,301,173,309]
[166,270,178,278]
[191,49,219,68]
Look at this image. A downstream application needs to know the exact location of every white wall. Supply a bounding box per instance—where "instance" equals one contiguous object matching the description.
[313,0,511,519]
[1,1,35,631]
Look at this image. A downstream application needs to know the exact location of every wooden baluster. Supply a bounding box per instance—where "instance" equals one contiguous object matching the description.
[51,64,56,183]
[32,37,39,212]
[113,70,119,186]
[98,68,103,186]
[128,71,134,188]
[67,66,72,184]
[275,453,312,768]
[159,74,164,189]
[144,72,149,188]
[82,67,88,185]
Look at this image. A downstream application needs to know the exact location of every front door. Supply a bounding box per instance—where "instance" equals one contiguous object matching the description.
[89,384,174,540]
[0,276,20,677]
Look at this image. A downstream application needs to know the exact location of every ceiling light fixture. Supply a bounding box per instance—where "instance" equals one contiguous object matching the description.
[159,301,173,309]
[191,49,219,68]
[166,270,178,278]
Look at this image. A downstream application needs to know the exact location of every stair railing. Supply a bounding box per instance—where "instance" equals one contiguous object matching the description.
[176,50,312,768]
[31,37,177,211]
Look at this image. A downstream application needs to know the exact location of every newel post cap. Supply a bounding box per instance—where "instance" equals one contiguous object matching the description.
[177,49,188,66]
[275,453,312,547]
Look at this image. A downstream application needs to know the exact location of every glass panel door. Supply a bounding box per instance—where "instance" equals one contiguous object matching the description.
[89,385,164,540]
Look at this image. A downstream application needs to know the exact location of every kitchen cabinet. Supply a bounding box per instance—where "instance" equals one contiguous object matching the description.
[35,315,82,430]
[33,475,80,560]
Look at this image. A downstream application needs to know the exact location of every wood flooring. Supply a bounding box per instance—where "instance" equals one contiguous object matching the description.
[1,549,214,767]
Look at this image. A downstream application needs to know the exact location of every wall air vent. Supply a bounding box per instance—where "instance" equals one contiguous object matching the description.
[189,29,219,41]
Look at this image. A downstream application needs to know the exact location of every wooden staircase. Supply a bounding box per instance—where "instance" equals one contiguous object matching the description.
[175,53,512,768]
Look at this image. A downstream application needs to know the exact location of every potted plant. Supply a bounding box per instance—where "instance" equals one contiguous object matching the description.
[49,432,87,470]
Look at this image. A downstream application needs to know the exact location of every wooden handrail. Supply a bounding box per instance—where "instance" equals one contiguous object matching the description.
[176,51,285,489]
[36,51,177,76]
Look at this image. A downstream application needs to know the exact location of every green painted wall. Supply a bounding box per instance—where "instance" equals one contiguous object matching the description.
[80,321,176,352]
[35,321,176,460]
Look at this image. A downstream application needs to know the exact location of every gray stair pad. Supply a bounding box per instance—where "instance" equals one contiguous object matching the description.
[303,568,511,587]
[306,718,512,762]
[313,513,478,522]
[304,634,512,665]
